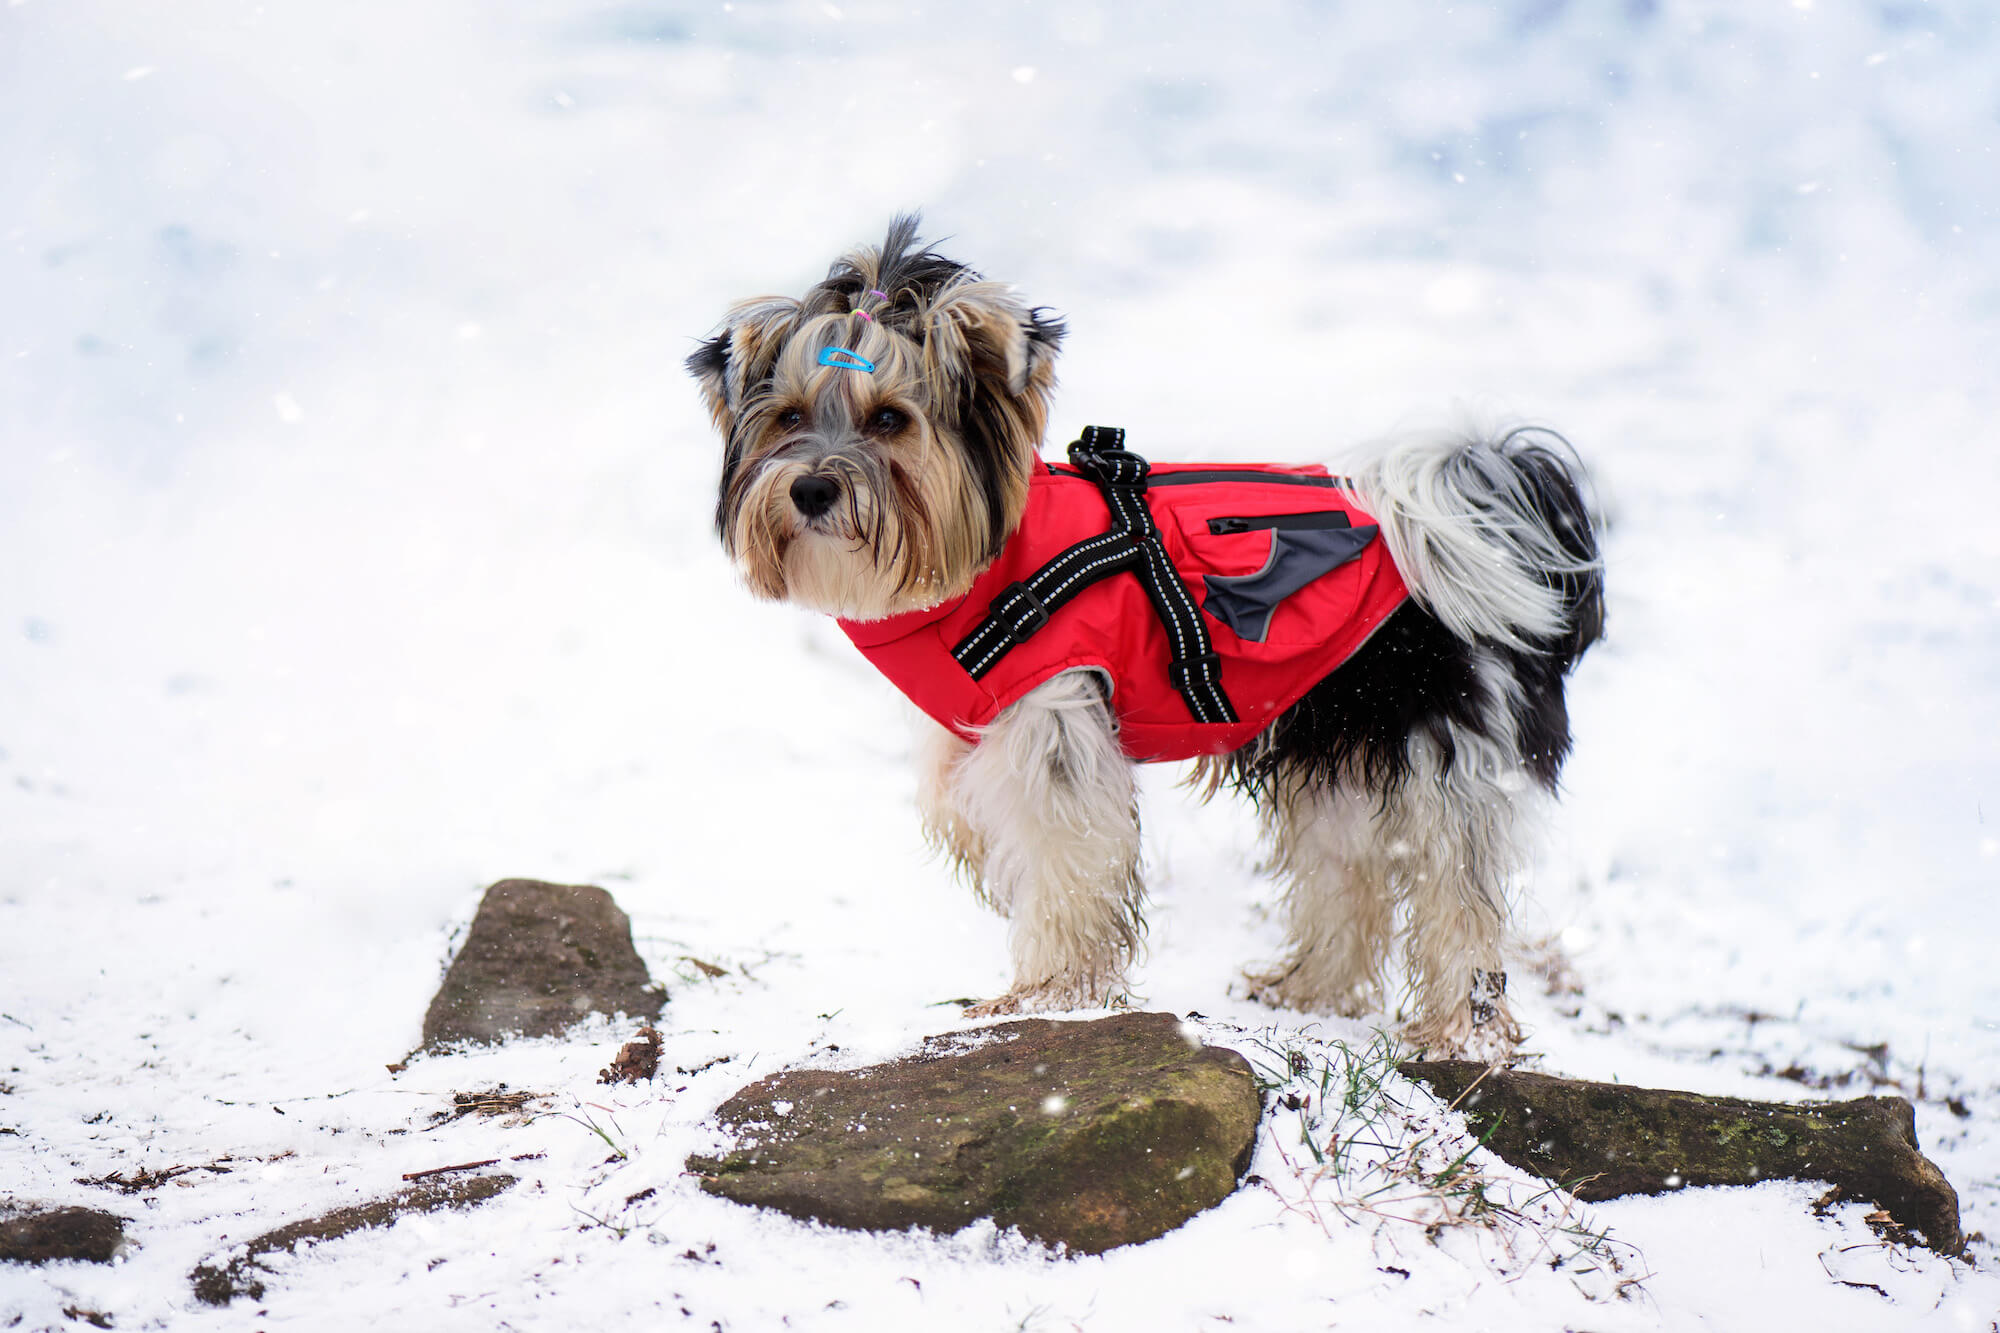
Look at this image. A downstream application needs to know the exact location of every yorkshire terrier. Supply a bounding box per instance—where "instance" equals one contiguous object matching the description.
[689,217,1603,1056]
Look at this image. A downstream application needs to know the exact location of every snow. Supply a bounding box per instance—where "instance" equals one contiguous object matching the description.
[4,0,1998,1328]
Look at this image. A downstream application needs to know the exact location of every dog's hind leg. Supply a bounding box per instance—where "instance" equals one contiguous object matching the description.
[948,670,1143,1014]
[1244,780,1394,1018]
[1384,700,1532,1058]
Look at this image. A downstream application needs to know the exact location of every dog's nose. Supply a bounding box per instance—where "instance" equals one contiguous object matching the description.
[789,474,840,519]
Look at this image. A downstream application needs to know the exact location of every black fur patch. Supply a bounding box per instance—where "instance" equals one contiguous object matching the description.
[959,380,1024,561]
[1501,642,1574,790]
[1226,601,1494,802]
[687,329,742,541]
[807,214,973,328]
[714,428,748,542]
[1025,307,1067,355]
[686,329,730,387]
[1496,429,1606,668]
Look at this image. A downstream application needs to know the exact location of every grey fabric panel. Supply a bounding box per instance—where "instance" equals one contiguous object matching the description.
[1201,524,1378,643]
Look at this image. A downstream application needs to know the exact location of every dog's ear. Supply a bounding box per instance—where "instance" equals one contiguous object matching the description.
[687,295,804,433]
[921,282,1065,462]
[923,282,1062,402]
[918,283,1066,559]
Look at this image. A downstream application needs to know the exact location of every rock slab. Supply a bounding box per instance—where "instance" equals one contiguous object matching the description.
[1403,1060,1963,1254]
[422,878,664,1050]
[0,1207,125,1264]
[191,1174,515,1304]
[689,1011,1261,1254]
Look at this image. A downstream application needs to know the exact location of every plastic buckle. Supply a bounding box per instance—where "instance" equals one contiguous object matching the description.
[989,581,1051,643]
[1067,426,1148,485]
[1167,651,1221,692]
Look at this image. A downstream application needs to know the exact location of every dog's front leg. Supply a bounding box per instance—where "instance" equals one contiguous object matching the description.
[916,716,984,885]
[947,670,1143,1015]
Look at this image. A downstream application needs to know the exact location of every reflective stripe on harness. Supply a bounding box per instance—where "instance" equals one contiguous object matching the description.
[949,426,1239,726]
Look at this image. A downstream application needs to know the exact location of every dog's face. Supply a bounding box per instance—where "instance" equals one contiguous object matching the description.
[689,217,1064,620]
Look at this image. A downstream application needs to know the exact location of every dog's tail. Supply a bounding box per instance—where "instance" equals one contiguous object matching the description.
[1349,426,1604,666]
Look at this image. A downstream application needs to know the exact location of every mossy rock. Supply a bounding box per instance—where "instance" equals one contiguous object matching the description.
[1403,1060,1963,1255]
[421,879,664,1050]
[191,1174,515,1304]
[689,1012,1261,1254]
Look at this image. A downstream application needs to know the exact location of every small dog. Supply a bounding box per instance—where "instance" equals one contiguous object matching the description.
[690,217,1602,1055]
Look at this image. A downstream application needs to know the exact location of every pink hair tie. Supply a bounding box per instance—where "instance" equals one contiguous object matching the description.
[853,308,875,322]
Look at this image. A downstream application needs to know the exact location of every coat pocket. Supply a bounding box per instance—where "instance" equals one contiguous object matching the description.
[1174,507,1379,646]
[1205,511,1354,536]
[1201,525,1378,643]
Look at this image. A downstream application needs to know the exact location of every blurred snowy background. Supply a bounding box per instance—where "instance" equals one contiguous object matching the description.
[4,1,1999,1327]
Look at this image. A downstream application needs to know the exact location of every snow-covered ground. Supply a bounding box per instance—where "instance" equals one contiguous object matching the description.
[5,1,1998,1328]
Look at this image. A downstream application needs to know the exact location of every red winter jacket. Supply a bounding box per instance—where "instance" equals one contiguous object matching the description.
[837,454,1408,762]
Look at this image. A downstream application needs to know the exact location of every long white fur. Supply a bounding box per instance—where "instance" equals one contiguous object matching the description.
[923,671,1143,1012]
[1348,427,1581,650]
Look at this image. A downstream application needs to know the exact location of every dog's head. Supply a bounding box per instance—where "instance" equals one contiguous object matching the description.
[689,216,1064,620]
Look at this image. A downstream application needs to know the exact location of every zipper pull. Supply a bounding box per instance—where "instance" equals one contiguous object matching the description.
[1207,517,1250,535]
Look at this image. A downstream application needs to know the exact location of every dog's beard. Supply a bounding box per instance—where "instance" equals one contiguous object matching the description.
[725,446,994,621]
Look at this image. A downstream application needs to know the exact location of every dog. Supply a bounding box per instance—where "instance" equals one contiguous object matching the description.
[689,216,1603,1056]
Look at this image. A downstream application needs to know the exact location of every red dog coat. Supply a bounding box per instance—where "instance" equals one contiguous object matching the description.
[837,430,1409,762]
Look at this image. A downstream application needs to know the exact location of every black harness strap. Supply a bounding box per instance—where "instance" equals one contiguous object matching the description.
[950,426,1238,726]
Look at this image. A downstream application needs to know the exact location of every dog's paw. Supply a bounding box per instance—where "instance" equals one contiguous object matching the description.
[962,991,1026,1019]
[1401,996,1522,1061]
[1241,964,1373,1018]
[1401,1022,1519,1063]
[963,976,1118,1018]
[1240,966,1294,1010]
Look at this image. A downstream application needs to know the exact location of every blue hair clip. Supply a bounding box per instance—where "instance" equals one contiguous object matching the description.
[817,346,876,373]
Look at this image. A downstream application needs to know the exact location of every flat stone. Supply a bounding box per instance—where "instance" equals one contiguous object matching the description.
[421,879,664,1050]
[0,1207,125,1264]
[689,1012,1261,1254]
[1403,1060,1963,1255]
[191,1174,515,1304]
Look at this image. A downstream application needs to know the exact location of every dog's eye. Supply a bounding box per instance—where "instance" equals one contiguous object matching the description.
[776,407,804,430]
[865,407,908,436]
